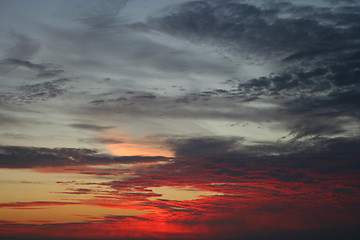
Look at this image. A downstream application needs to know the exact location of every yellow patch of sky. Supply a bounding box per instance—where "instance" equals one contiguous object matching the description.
[0,168,111,203]
[0,168,149,224]
[0,204,142,224]
[0,169,219,224]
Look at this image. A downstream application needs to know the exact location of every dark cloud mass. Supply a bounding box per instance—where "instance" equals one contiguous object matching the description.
[168,136,244,157]
[145,0,360,141]
[149,0,360,61]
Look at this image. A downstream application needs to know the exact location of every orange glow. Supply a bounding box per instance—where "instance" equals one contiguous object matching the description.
[107,143,173,157]
[101,131,174,157]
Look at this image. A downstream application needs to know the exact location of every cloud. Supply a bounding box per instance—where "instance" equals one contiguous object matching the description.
[149,0,360,61]
[324,0,360,5]
[70,124,113,131]
[0,201,79,209]
[80,137,124,144]
[148,0,360,88]
[146,1,313,59]
[0,145,170,168]
[60,188,94,195]
[0,78,71,105]
[61,0,358,143]
[2,58,64,78]
[104,136,360,197]
[90,135,359,240]
[168,136,244,157]
[86,88,282,124]
[18,79,69,101]
[286,118,347,139]
[88,141,358,229]
[0,138,359,239]
[0,1,359,239]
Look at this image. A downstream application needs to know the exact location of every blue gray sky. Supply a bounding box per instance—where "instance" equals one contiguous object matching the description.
[1,0,359,154]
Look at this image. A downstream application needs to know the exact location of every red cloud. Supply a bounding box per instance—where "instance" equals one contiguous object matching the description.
[1,143,359,239]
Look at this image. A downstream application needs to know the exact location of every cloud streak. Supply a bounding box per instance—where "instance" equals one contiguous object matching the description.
[0,145,170,168]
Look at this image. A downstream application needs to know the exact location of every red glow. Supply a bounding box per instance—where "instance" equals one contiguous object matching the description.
[1,154,359,239]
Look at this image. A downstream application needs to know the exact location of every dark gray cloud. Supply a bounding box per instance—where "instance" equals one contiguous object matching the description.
[0,145,170,168]
[148,0,359,60]
[95,138,124,144]
[168,136,244,157]
[17,78,69,102]
[0,78,70,104]
[2,58,64,78]
[236,66,360,114]
[70,124,113,131]
[286,118,347,139]
[146,0,360,140]
[166,135,360,177]
[149,0,360,82]
[324,0,360,5]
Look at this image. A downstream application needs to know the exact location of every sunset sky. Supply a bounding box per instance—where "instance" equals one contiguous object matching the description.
[0,0,359,239]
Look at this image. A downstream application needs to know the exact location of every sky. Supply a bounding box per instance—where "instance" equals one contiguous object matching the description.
[0,0,359,239]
